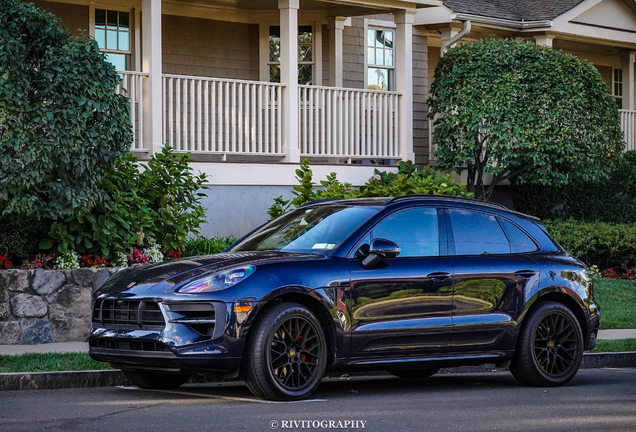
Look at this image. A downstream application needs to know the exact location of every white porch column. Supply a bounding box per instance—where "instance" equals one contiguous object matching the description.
[534,34,555,47]
[621,51,636,111]
[141,0,163,155]
[279,0,300,162]
[328,16,346,87]
[395,9,415,162]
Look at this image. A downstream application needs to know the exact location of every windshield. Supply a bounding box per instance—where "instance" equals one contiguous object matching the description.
[230,205,381,254]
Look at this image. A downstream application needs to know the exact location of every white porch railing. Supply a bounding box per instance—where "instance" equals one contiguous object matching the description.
[620,110,636,151]
[115,71,148,151]
[298,85,401,159]
[163,75,284,157]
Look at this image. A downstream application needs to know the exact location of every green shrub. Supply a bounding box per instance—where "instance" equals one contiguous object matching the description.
[0,0,132,219]
[512,151,636,222]
[543,219,636,272]
[268,160,472,218]
[428,39,623,200]
[183,236,237,257]
[41,147,208,259]
[0,216,45,263]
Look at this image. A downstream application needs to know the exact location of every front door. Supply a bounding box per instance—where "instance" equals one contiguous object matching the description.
[347,206,454,359]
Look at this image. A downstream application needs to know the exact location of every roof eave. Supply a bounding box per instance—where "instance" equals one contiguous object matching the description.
[452,12,552,30]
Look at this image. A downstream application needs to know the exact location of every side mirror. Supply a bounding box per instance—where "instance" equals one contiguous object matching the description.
[362,238,400,268]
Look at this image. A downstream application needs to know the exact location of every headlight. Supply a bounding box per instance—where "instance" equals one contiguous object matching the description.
[178,266,255,293]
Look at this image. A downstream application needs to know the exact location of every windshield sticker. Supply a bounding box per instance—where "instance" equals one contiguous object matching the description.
[325,244,336,249]
[312,243,328,249]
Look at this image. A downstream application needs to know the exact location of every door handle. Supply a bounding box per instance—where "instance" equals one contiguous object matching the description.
[426,272,451,281]
[515,270,536,279]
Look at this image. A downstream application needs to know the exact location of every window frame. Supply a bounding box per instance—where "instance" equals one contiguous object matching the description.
[89,5,135,72]
[347,206,447,259]
[365,26,396,92]
[267,24,315,85]
[613,67,623,109]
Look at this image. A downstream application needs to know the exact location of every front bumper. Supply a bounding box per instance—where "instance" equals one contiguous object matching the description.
[89,299,252,373]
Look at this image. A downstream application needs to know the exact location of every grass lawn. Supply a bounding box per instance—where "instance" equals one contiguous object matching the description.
[587,338,636,353]
[0,352,111,373]
[594,278,636,329]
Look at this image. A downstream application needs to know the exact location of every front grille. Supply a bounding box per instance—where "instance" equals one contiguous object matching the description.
[90,339,169,352]
[92,300,165,330]
[165,303,216,337]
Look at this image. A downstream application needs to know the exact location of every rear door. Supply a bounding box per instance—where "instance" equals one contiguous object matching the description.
[347,206,455,359]
[444,208,540,351]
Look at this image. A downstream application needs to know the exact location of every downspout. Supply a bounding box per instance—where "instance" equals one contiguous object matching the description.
[441,20,471,56]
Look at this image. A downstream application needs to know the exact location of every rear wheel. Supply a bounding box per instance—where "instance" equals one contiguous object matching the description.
[510,301,583,387]
[243,302,327,401]
[122,370,190,389]
[389,367,439,380]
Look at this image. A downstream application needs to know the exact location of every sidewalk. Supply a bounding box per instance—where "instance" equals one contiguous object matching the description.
[1,329,635,356]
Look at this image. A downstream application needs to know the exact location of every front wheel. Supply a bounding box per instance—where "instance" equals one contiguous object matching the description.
[510,301,583,387]
[122,370,190,389]
[243,302,327,401]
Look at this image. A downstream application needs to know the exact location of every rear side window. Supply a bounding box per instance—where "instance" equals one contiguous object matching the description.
[447,209,509,255]
[498,218,538,253]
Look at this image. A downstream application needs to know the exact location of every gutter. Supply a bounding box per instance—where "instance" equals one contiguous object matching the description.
[452,13,552,30]
[441,20,471,56]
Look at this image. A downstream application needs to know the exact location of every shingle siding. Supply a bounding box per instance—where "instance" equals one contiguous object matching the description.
[162,15,259,80]
[30,0,88,36]
[413,32,429,166]
[343,18,365,89]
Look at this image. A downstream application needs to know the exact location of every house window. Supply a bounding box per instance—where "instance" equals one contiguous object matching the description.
[367,29,394,91]
[269,25,314,85]
[94,9,131,71]
[614,68,623,109]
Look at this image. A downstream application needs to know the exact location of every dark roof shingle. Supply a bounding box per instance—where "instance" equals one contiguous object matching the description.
[443,0,586,21]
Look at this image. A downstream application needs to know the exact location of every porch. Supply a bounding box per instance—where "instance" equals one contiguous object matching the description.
[102,0,442,163]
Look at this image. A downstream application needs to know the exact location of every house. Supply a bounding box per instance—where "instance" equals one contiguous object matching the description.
[415,0,636,162]
[20,0,636,235]
[25,0,441,235]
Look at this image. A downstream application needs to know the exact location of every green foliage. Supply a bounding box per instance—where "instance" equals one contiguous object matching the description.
[41,155,155,258]
[543,219,636,273]
[512,151,636,223]
[138,147,208,251]
[428,39,624,200]
[0,0,132,219]
[0,215,44,264]
[588,338,636,353]
[268,160,472,218]
[0,352,112,373]
[41,147,208,259]
[183,236,237,257]
[593,278,636,330]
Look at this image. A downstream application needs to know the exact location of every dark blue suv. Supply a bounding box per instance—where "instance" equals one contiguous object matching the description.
[89,196,600,400]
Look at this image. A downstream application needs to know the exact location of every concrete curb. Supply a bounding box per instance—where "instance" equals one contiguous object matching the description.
[1,352,634,391]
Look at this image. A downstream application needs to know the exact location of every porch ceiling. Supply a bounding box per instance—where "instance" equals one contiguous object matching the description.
[168,0,433,16]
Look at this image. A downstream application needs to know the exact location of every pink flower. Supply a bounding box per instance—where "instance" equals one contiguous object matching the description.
[373,174,381,181]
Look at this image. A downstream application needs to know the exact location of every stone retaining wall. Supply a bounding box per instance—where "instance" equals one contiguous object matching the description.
[0,269,120,344]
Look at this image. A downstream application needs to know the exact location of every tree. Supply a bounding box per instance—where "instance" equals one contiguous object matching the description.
[0,0,132,219]
[428,39,624,201]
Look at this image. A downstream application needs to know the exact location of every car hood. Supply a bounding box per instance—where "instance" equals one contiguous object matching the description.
[94,251,321,298]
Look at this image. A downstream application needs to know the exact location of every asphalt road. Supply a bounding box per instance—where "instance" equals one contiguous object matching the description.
[1,369,635,432]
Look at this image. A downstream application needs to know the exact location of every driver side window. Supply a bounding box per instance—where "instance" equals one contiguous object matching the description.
[355,207,440,258]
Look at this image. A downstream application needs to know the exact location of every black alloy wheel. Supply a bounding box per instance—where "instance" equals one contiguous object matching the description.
[270,315,322,390]
[243,302,327,401]
[510,301,583,387]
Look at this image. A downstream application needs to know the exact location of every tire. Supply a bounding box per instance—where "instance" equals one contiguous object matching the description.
[242,302,328,401]
[389,367,439,380]
[510,301,584,387]
[123,370,190,390]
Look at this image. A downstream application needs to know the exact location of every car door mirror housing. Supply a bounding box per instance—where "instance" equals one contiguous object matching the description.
[362,238,400,268]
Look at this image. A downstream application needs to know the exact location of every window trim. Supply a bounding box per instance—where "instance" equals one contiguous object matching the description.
[346,205,446,259]
[89,5,136,72]
[364,25,396,92]
[267,24,315,85]
[613,67,623,109]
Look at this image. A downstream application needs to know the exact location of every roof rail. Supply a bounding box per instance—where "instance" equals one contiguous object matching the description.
[387,194,506,209]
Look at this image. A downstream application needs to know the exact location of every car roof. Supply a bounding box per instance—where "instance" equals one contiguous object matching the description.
[302,195,541,223]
